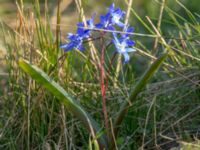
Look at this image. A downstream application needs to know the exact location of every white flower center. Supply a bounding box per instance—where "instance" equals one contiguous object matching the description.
[117,42,126,53]
[112,15,120,22]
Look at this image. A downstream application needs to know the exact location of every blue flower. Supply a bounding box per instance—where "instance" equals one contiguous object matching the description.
[77,14,96,36]
[108,3,125,28]
[60,15,96,52]
[77,23,90,38]
[60,2,136,61]
[60,33,85,52]
[112,33,136,63]
[122,25,134,38]
[86,15,96,29]
[96,13,114,30]
[96,3,125,30]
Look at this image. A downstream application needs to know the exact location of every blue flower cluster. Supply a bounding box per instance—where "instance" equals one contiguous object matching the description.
[60,3,136,63]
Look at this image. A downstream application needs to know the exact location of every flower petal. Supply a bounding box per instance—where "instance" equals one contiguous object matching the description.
[67,33,76,40]
[123,53,130,64]
[60,44,68,49]
[77,44,85,51]
[116,21,125,28]
[108,3,115,13]
[107,26,115,31]
[126,39,135,46]
[112,33,120,45]
[125,48,136,52]
[95,23,103,29]
[63,42,75,52]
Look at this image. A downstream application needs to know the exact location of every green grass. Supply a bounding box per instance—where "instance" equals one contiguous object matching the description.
[0,0,200,149]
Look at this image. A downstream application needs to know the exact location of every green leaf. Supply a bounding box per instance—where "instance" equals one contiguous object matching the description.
[18,59,108,149]
[111,53,168,148]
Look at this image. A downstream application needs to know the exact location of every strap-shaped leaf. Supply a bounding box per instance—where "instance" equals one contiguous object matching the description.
[18,59,108,149]
[112,53,168,146]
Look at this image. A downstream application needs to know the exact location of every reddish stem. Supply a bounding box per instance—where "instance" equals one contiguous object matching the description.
[100,39,109,132]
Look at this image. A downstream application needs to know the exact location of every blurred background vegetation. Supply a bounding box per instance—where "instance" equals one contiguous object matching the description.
[1,0,200,28]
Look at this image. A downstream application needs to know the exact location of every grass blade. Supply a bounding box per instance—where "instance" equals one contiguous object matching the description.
[18,59,108,149]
